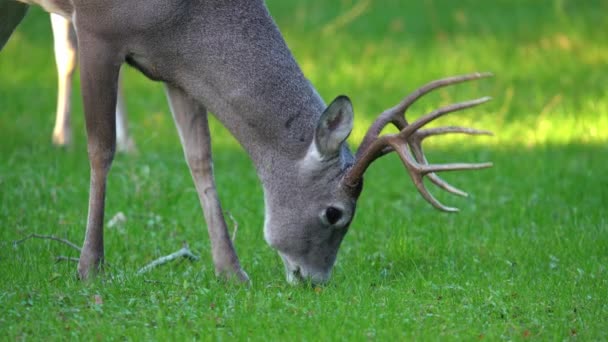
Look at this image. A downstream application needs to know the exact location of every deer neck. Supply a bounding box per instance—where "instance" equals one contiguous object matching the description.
[172,1,330,188]
[212,76,326,190]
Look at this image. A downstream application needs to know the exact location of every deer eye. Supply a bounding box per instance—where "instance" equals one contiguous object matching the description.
[324,206,343,225]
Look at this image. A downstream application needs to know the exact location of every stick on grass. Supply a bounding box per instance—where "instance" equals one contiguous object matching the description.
[12,233,198,274]
[137,243,200,275]
[13,233,81,252]
[55,255,80,263]
[227,212,238,243]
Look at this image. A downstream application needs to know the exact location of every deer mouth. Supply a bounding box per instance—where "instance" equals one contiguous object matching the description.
[279,252,330,285]
[287,266,305,284]
[279,253,303,284]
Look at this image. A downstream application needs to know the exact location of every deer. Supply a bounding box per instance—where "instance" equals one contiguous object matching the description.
[51,13,135,151]
[1,0,493,284]
[0,5,134,150]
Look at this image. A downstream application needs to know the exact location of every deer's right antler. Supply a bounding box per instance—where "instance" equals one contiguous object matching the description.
[342,72,494,212]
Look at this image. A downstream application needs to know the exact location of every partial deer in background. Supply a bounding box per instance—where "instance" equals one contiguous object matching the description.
[0,0,493,285]
[49,13,134,152]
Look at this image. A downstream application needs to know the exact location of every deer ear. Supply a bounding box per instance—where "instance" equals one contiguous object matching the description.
[314,95,354,158]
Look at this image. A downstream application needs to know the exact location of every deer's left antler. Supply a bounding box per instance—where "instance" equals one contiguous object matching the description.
[342,72,494,212]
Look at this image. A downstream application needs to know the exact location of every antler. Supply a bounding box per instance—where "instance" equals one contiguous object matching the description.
[342,72,493,212]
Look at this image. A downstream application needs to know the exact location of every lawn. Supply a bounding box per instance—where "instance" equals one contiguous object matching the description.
[1,0,607,340]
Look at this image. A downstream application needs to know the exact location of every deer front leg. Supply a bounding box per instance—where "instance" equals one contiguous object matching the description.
[165,84,249,283]
[50,13,76,146]
[76,31,122,279]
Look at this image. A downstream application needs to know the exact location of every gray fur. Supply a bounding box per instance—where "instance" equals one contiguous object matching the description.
[1,0,361,284]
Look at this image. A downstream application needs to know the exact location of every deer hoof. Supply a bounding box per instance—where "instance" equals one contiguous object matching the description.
[77,253,104,280]
[116,137,137,154]
[52,130,72,147]
[216,267,250,284]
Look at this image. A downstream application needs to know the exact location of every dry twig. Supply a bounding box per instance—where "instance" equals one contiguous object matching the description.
[13,233,198,275]
[137,242,200,275]
[13,233,81,252]
[55,255,80,263]
[227,212,238,243]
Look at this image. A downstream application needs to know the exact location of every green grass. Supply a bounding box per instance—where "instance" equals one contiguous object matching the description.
[1,0,607,340]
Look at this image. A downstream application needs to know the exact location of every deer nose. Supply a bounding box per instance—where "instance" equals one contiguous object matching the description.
[279,252,332,285]
[287,266,331,285]
[304,270,331,285]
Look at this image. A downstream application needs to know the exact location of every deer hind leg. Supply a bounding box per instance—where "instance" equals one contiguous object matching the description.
[76,30,122,280]
[50,13,76,146]
[165,84,249,283]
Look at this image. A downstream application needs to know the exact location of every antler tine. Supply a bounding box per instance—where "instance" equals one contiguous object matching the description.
[410,126,493,197]
[397,97,492,139]
[344,96,491,187]
[343,73,494,212]
[390,141,460,212]
[356,72,492,160]
[409,141,469,197]
[389,137,492,212]
[372,142,472,197]
[427,173,468,197]
[416,126,494,139]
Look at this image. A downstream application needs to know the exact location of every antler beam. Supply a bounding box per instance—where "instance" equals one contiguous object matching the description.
[343,72,494,212]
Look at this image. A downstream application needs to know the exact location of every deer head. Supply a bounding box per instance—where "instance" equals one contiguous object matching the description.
[264,72,493,285]
[263,95,359,284]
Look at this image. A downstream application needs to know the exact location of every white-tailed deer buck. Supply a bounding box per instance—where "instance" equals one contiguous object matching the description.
[49,13,134,151]
[1,0,492,284]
